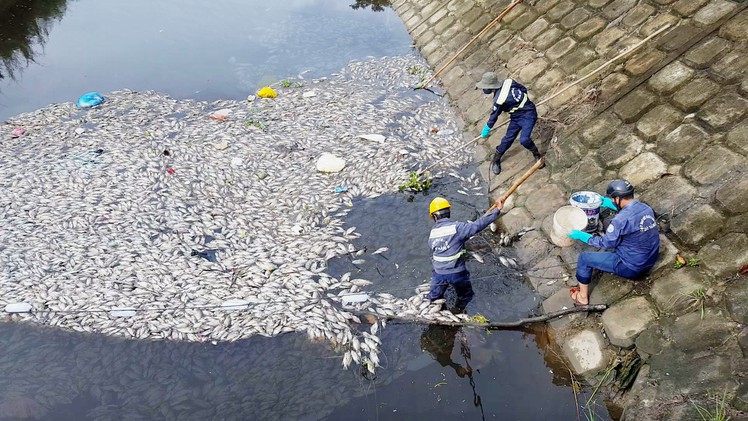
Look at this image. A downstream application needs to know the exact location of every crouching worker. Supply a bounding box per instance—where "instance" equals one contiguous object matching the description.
[566,179,660,305]
[428,197,503,309]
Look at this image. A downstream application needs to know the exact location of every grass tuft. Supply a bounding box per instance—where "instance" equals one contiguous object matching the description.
[686,288,707,320]
[691,390,731,421]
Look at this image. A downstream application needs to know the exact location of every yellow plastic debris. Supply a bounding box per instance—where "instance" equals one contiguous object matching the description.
[257,87,277,98]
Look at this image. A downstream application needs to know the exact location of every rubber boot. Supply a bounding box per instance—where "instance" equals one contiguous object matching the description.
[491,152,503,175]
[528,145,546,169]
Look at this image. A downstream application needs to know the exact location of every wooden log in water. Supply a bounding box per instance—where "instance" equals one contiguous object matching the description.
[356,304,607,329]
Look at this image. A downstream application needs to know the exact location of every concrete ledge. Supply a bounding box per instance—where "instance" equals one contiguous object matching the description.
[562,329,610,376]
[602,296,658,348]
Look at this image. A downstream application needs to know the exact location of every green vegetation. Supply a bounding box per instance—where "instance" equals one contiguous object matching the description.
[406,65,426,76]
[692,390,731,421]
[398,171,432,192]
[687,257,700,267]
[406,65,428,85]
[245,119,268,130]
[279,79,303,88]
[468,314,489,323]
[349,0,391,12]
[687,288,707,320]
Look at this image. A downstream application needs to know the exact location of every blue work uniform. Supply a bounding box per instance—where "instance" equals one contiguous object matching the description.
[428,208,501,304]
[576,200,660,284]
[486,79,538,155]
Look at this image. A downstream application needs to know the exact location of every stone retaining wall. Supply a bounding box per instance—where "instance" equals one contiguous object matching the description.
[391,0,747,418]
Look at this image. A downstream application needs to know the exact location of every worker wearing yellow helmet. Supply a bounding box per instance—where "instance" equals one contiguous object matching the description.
[428,196,504,310]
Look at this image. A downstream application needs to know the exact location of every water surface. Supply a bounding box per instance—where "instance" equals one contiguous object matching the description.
[0,1,612,419]
[0,0,411,121]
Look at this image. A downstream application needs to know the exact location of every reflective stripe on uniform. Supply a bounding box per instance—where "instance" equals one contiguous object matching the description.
[495,79,514,105]
[429,224,457,239]
[509,93,528,113]
[433,250,466,262]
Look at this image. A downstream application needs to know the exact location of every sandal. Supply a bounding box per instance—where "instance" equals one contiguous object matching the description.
[569,288,589,306]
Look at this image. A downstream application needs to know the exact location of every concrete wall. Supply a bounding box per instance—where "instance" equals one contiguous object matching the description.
[391,0,747,418]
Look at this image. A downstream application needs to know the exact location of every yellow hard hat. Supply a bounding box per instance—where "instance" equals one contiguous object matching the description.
[429,197,451,216]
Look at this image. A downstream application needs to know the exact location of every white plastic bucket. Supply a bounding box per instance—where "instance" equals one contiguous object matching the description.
[551,206,588,247]
[569,191,603,232]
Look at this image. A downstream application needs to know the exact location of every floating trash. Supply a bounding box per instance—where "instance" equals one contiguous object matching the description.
[316,153,346,173]
[257,87,277,98]
[109,308,137,318]
[302,90,316,98]
[230,157,242,167]
[210,109,231,121]
[214,141,229,150]
[4,303,32,313]
[76,92,105,108]
[10,128,25,138]
[334,186,349,193]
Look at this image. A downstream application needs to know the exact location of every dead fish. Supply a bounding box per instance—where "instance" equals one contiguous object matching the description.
[371,247,388,255]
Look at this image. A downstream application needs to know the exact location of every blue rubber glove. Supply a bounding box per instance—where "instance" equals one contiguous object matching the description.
[567,229,592,243]
[481,125,491,138]
[601,197,617,211]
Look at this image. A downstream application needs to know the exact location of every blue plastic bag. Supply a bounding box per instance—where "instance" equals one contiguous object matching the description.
[77,92,105,108]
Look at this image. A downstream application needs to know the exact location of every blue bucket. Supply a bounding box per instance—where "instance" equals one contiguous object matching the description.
[569,191,602,233]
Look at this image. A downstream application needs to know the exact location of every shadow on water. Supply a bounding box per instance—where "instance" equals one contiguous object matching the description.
[349,0,391,12]
[0,0,411,121]
[327,167,538,321]
[325,169,613,420]
[0,0,68,81]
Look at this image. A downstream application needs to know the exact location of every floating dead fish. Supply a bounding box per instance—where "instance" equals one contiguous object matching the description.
[0,54,471,367]
[371,247,388,255]
[358,134,386,142]
[341,293,370,304]
[221,299,250,311]
[109,307,137,318]
[471,252,484,264]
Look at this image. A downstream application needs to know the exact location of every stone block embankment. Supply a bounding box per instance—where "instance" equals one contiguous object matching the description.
[392,0,747,418]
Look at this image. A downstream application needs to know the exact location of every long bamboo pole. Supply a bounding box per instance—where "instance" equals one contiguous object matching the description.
[420,23,673,174]
[415,0,523,90]
[482,157,545,214]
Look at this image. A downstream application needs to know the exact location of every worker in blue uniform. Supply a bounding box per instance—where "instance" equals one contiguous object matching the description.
[566,180,660,305]
[427,197,503,309]
[476,72,544,175]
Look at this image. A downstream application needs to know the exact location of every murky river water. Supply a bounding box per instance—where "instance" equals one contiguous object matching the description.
[0,1,611,419]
